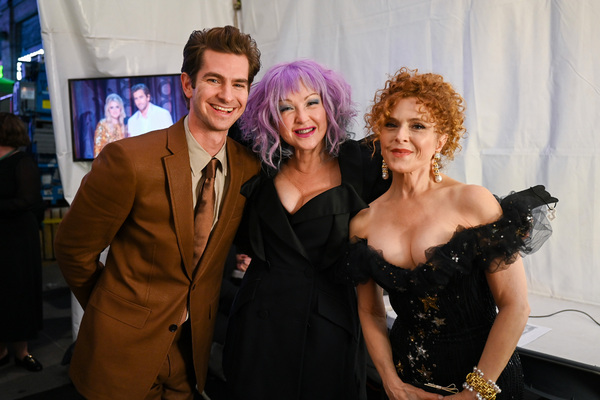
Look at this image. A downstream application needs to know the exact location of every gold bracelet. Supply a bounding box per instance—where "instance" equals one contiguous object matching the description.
[462,366,501,400]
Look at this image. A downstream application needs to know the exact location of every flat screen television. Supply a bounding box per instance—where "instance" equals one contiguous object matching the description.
[68,73,187,161]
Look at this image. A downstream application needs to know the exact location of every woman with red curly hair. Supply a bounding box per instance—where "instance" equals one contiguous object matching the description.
[345,68,557,399]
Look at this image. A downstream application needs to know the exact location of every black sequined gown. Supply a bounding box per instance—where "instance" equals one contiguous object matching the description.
[345,187,556,399]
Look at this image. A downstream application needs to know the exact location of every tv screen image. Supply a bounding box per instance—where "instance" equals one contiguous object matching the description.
[68,73,187,161]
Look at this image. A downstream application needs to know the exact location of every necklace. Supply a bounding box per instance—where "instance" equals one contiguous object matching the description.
[280,157,336,196]
[280,167,314,198]
[281,168,304,194]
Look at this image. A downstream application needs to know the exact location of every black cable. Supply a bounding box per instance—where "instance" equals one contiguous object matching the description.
[529,308,600,327]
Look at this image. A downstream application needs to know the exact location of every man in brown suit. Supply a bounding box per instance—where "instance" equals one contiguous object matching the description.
[54,26,261,400]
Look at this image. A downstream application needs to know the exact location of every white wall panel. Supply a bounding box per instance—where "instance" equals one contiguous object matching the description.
[242,0,600,304]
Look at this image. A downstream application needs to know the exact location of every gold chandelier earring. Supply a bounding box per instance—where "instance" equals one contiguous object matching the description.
[382,160,389,180]
[432,152,442,183]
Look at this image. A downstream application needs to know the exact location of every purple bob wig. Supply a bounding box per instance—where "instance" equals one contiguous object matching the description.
[239,59,357,169]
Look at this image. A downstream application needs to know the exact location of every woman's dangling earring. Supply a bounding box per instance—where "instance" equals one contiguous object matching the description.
[432,152,442,183]
[382,160,389,180]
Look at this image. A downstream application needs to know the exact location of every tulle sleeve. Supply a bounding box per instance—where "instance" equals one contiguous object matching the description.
[343,185,557,294]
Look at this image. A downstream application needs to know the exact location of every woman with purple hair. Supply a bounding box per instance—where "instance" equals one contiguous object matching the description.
[222,60,389,399]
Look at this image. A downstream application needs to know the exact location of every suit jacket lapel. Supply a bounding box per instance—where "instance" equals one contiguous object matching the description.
[163,119,195,279]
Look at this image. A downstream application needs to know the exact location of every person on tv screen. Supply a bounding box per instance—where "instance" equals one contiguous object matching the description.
[127,83,174,137]
[54,26,261,399]
[93,93,127,157]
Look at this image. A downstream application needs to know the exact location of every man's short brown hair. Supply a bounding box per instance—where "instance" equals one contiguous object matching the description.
[181,26,261,98]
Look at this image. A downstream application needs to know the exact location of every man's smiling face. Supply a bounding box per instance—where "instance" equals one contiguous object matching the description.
[133,89,150,113]
[182,49,250,136]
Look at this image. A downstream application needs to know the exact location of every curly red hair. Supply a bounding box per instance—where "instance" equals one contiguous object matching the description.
[365,67,466,168]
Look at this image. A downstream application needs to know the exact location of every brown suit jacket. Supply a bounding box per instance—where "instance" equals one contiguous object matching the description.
[54,118,260,400]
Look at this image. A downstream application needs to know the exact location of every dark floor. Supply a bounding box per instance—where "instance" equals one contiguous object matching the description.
[0,261,74,400]
[0,261,550,400]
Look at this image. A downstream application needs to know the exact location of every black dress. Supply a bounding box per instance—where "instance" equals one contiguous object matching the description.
[0,151,44,342]
[223,140,388,400]
[344,187,556,399]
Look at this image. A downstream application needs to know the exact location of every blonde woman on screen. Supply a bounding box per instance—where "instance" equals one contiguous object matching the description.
[93,93,126,157]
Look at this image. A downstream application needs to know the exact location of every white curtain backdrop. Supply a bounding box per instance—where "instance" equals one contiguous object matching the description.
[40,0,599,305]
[243,0,598,305]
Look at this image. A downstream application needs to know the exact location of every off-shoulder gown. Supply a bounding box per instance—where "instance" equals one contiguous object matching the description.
[344,186,557,399]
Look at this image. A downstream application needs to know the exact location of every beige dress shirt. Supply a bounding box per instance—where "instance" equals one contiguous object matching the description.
[184,116,229,230]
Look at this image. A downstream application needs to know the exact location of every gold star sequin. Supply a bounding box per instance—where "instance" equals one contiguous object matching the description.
[433,317,446,327]
[420,295,439,312]
[417,364,432,380]
[395,360,404,374]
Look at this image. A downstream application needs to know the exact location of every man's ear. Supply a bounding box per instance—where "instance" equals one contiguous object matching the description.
[181,73,193,99]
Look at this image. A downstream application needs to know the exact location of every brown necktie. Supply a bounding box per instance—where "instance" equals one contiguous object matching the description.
[192,158,219,267]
